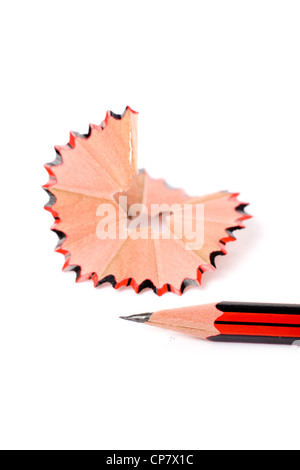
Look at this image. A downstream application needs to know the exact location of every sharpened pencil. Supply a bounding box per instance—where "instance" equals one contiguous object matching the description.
[120,302,300,345]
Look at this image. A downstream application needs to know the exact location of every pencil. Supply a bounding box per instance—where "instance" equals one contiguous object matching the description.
[120,302,300,345]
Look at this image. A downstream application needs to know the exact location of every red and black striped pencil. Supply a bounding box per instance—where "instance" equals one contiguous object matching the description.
[120,302,300,345]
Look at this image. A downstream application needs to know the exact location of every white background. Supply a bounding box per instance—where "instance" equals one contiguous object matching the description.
[1,0,300,450]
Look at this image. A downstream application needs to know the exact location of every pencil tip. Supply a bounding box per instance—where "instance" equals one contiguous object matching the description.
[120,313,153,323]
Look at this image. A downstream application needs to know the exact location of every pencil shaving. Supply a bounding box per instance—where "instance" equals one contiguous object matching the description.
[44,107,251,295]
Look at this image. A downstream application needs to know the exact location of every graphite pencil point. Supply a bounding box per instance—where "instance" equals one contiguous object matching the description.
[120,313,153,323]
